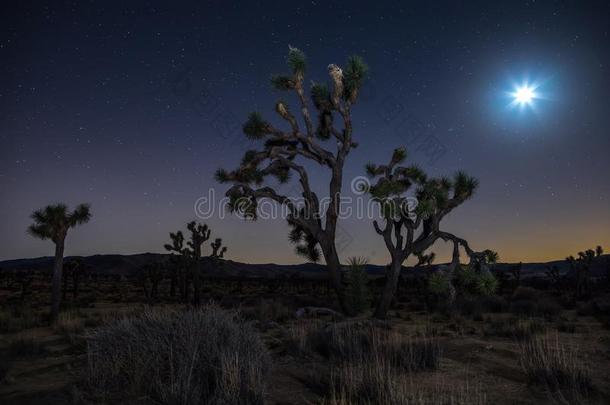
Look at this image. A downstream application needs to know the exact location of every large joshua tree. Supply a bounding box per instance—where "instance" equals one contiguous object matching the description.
[28,203,91,323]
[216,46,368,312]
[365,147,494,319]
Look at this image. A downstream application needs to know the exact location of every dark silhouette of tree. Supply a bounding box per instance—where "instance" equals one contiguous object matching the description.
[164,230,190,302]
[211,238,227,258]
[138,262,165,303]
[364,147,493,318]
[216,46,368,312]
[186,221,211,305]
[28,203,91,323]
[415,252,436,267]
[567,248,597,299]
[164,222,226,304]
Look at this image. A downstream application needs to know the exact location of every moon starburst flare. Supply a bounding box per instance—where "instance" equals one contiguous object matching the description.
[514,86,535,105]
[510,83,539,107]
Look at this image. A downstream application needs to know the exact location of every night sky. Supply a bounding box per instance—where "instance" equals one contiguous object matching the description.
[1,1,609,264]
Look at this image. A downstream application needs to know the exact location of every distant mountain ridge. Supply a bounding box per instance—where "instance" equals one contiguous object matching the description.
[1,253,608,279]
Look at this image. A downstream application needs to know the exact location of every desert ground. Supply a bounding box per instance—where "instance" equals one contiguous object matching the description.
[1,261,609,405]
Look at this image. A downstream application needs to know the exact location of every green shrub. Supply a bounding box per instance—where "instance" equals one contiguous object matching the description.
[475,272,498,296]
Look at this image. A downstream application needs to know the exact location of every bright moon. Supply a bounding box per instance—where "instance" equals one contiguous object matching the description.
[512,85,536,106]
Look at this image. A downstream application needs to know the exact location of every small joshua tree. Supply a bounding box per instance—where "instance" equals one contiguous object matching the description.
[139,262,165,303]
[164,222,225,304]
[28,203,91,323]
[186,221,211,305]
[566,248,598,299]
[216,46,368,312]
[364,147,494,319]
[164,230,190,301]
[211,238,227,258]
[415,252,436,267]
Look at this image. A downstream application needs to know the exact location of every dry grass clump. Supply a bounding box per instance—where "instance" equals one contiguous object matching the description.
[325,363,486,405]
[290,321,455,404]
[86,305,269,404]
[519,333,593,402]
[311,323,442,372]
[54,311,85,344]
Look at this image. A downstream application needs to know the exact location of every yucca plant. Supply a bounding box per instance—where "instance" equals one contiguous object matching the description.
[428,272,450,296]
[475,272,499,296]
[344,257,371,316]
[28,203,91,323]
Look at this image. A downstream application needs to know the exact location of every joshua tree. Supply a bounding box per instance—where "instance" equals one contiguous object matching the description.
[164,222,225,304]
[566,248,597,299]
[211,238,227,258]
[28,203,91,323]
[139,262,165,303]
[164,230,191,302]
[364,147,493,318]
[186,221,211,305]
[216,46,368,312]
[415,252,436,267]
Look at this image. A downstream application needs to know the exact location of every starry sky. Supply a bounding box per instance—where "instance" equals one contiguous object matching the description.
[1,1,609,264]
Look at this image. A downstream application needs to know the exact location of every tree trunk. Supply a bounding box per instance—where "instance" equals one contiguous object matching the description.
[62,268,69,301]
[50,241,65,323]
[192,251,201,305]
[374,259,402,319]
[321,243,347,314]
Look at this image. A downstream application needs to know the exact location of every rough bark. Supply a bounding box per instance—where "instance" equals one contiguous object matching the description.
[374,259,403,319]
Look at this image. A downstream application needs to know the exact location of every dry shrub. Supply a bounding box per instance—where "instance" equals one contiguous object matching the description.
[325,364,486,405]
[86,305,269,404]
[297,322,454,404]
[285,319,322,355]
[54,311,85,344]
[519,333,593,402]
[311,323,442,372]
